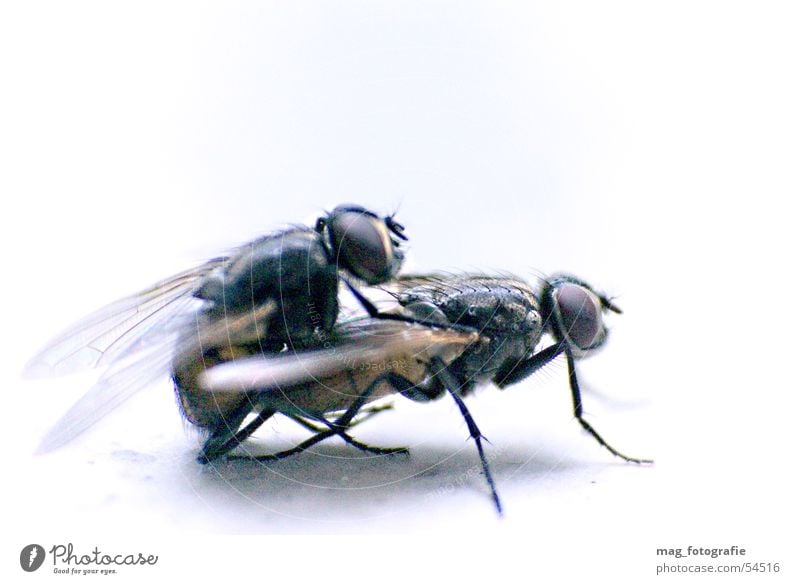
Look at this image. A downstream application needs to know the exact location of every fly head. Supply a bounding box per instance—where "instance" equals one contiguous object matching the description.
[318,205,406,285]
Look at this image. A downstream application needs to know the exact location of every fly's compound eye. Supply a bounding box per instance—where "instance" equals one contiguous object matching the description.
[554,283,604,350]
[327,208,400,285]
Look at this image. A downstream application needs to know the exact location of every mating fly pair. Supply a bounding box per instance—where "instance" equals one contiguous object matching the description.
[27,205,411,455]
[26,205,650,514]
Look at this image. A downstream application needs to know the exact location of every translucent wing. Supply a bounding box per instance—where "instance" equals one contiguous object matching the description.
[35,337,180,453]
[200,318,479,393]
[385,272,457,293]
[28,257,229,452]
[386,271,539,299]
[24,257,228,378]
[35,298,285,453]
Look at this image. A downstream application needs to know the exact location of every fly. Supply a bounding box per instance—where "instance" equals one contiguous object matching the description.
[202,272,652,514]
[26,205,412,453]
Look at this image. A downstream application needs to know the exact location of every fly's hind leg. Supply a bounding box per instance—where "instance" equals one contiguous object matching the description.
[290,402,395,433]
[200,386,398,463]
[199,401,276,463]
[288,414,409,456]
[349,402,396,425]
[228,372,412,462]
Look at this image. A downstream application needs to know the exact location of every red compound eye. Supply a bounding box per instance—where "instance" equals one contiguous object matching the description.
[555,283,602,350]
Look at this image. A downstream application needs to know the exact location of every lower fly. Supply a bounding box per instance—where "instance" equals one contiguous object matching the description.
[199,272,652,514]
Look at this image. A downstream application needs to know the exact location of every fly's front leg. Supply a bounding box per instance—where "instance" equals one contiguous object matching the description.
[493,343,564,388]
[496,343,652,465]
[493,343,566,389]
[563,347,652,464]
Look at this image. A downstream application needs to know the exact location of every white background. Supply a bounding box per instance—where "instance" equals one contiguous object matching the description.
[1,1,798,582]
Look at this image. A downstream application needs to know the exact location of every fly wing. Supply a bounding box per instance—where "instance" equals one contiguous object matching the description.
[173,299,280,361]
[381,272,483,305]
[384,273,457,294]
[34,298,282,453]
[24,257,227,378]
[199,318,480,393]
[387,272,535,296]
[35,338,179,453]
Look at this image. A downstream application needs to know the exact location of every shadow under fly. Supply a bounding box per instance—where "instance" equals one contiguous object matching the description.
[26,204,413,454]
[201,272,652,515]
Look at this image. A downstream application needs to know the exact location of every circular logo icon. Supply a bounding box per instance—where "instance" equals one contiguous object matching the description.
[20,544,46,572]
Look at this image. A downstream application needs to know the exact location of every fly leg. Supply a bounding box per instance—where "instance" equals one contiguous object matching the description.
[336,436,408,456]
[292,403,394,432]
[430,357,503,516]
[495,343,652,465]
[229,373,410,462]
[199,402,276,463]
[493,343,563,388]
[288,414,409,456]
[349,402,395,425]
[199,401,396,462]
[563,347,652,464]
[201,389,397,462]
